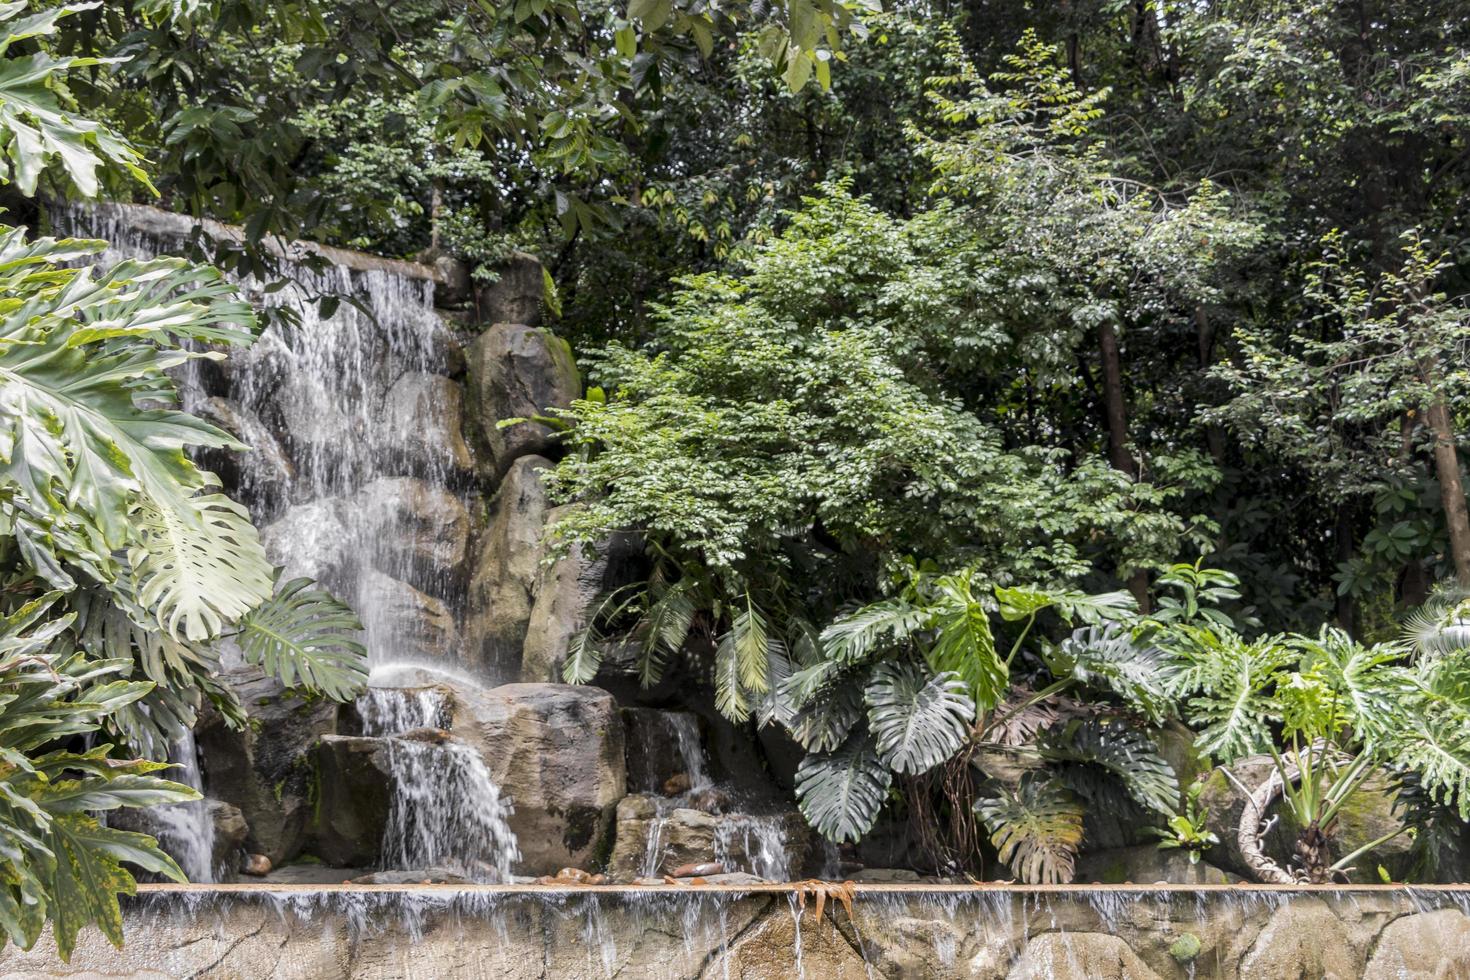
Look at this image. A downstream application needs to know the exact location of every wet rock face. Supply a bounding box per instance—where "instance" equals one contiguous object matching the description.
[520,506,643,683]
[450,683,625,876]
[463,323,579,483]
[195,666,338,867]
[355,571,459,664]
[380,372,475,478]
[312,735,395,867]
[459,455,553,679]
[606,794,811,881]
[1074,845,1235,885]
[352,477,471,598]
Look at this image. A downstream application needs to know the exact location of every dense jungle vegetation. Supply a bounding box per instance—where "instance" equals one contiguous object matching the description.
[7,0,1470,955]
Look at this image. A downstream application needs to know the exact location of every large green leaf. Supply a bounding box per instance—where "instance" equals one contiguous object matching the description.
[1040,717,1178,815]
[1047,625,1175,722]
[789,675,864,751]
[0,3,153,197]
[865,662,974,775]
[820,597,928,664]
[1169,626,1291,762]
[794,734,894,843]
[975,778,1085,884]
[234,576,367,701]
[44,813,184,959]
[928,574,1007,709]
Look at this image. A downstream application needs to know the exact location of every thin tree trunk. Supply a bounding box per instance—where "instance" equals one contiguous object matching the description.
[1099,320,1150,610]
[1420,356,1470,585]
[1335,505,1357,635]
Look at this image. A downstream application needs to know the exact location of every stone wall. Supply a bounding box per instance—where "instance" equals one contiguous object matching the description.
[4,885,1470,979]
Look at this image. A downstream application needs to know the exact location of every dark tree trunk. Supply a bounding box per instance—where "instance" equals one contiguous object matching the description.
[1099,319,1150,611]
[1335,505,1357,635]
[1421,360,1470,585]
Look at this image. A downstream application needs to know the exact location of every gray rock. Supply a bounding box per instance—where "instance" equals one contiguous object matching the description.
[312,735,395,867]
[1074,844,1234,885]
[520,505,641,683]
[259,498,354,593]
[1236,897,1362,978]
[1008,933,1165,980]
[464,323,578,482]
[1363,909,1470,979]
[356,571,459,664]
[353,478,471,599]
[460,456,553,679]
[195,665,338,867]
[379,371,475,478]
[208,800,249,878]
[450,683,625,876]
[474,252,544,326]
[196,396,295,500]
[350,868,473,885]
[607,794,809,881]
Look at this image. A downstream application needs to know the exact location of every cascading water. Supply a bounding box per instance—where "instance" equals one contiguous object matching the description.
[51,203,515,879]
[149,732,215,883]
[356,686,519,881]
[634,711,796,881]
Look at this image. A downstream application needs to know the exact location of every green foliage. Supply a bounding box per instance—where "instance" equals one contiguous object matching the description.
[793,734,893,843]
[864,662,974,775]
[0,18,368,958]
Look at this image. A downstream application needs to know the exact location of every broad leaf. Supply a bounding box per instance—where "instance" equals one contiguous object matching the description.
[975,778,1085,884]
[1040,717,1178,815]
[235,576,367,700]
[795,735,893,843]
[865,662,974,774]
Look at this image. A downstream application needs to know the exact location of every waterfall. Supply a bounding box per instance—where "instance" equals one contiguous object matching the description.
[49,202,470,672]
[49,203,514,878]
[150,732,216,883]
[356,686,519,881]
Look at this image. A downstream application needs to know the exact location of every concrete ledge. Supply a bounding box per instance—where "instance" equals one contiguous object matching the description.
[4,882,1470,978]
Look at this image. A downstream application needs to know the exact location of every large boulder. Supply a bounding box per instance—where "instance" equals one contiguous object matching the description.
[312,735,395,866]
[463,324,578,482]
[460,456,552,680]
[356,571,459,664]
[1198,757,1412,881]
[1007,933,1164,980]
[450,683,624,875]
[196,396,295,503]
[353,478,471,598]
[1235,897,1362,978]
[474,252,544,326]
[520,505,641,683]
[195,666,338,867]
[1363,909,1470,979]
[379,372,475,478]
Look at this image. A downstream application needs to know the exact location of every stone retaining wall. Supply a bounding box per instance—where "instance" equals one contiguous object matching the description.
[4,885,1470,979]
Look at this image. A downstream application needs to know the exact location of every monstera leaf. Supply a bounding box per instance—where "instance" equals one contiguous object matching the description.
[235,576,368,701]
[1047,625,1175,723]
[789,676,865,752]
[975,778,1085,884]
[927,573,1007,710]
[1040,717,1178,815]
[865,662,974,775]
[794,734,894,844]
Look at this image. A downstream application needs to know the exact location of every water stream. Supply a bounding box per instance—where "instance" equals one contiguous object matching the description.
[52,204,512,881]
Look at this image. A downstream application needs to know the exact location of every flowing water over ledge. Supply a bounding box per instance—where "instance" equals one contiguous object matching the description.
[5,884,1470,978]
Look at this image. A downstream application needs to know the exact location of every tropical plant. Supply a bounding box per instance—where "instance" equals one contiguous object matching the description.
[784,570,1184,883]
[1167,609,1470,883]
[0,3,367,958]
[1146,780,1220,865]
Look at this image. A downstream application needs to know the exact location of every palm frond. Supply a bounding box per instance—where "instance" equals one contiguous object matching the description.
[865,662,974,775]
[820,597,927,664]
